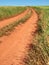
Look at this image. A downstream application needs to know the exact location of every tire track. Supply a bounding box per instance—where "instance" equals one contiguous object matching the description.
[0,9,38,65]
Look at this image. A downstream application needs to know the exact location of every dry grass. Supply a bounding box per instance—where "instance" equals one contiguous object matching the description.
[23,6,49,65]
[0,6,27,20]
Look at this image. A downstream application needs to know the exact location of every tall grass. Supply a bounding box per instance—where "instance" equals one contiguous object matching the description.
[0,6,27,20]
[35,6,49,57]
[24,6,49,65]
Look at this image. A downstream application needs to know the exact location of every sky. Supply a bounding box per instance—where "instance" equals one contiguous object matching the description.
[0,0,49,6]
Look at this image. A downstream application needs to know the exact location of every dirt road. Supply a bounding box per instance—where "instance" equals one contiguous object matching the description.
[0,9,38,65]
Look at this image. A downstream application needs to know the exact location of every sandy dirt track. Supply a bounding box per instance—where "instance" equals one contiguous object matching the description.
[0,9,38,65]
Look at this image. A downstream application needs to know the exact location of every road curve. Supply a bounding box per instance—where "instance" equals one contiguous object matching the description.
[0,9,29,29]
[0,9,38,65]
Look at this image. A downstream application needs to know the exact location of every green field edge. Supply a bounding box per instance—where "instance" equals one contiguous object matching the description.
[0,6,27,21]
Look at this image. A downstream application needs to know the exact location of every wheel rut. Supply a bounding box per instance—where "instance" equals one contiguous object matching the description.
[0,9,38,65]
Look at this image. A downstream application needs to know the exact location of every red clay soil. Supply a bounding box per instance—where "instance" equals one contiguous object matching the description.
[0,9,29,28]
[0,9,38,65]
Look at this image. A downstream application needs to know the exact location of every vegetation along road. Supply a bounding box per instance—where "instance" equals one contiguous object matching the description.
[0,8,38,65]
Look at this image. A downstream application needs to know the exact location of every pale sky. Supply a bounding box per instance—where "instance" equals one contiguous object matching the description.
[0,0,49,6]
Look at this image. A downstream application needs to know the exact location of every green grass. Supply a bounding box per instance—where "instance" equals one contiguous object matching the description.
[24,6,49,65]
[23,44,47,65]
[34,6,49,57]
[0,6,27,20]
[0,9,32,37]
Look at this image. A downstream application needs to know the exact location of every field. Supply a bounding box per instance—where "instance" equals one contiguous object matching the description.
[0,6,27,20]
[25,6,49,65]
[0,6,49,65]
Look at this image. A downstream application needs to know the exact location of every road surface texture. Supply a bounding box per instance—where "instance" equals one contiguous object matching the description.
[0,9,38,65]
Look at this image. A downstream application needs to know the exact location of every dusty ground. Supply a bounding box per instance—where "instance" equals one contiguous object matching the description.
[0,9,38,65]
